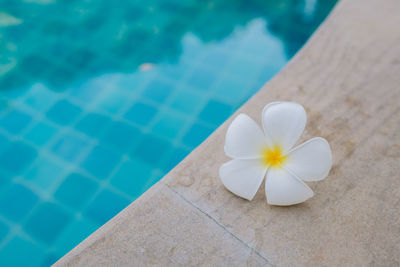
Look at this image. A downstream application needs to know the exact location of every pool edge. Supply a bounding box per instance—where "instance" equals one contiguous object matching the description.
[55,0,400,265]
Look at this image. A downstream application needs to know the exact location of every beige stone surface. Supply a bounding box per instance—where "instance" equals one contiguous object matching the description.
[55,0,400,266]
[55,183,270,266]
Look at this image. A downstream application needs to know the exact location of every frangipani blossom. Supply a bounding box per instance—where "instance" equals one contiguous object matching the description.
[219,102,332,206]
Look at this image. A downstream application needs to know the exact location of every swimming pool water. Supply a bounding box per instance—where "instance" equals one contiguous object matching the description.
[0,0,336,265]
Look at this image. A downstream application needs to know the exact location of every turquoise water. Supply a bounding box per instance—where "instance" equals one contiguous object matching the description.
[0,0,336,265]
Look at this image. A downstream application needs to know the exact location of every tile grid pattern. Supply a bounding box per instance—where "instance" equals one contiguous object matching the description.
[0,20,288,265]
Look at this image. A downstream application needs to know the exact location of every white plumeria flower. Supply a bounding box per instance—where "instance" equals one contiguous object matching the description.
[219,102,332,206]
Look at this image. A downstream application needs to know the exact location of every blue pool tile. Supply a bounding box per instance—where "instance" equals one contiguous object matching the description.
[258,63,281,84]
[0,221,8,242]
[163,147,190,171]
[24,84,57,111]
[51,133,88,162]
[110,159,153,197]
[46,100,82,125]
[24,156,64,190]
[179,37,203,63]
[75,113,111,137]
[96,92,130,115]
[157,64,186,80]
[55,173,98,208]
[24,122,57,146]
[55,218,98,256]
[226,58,260,81]
[102,121,140,152]
[182,123,214,148]
[186,68,216,91]
[201,50,229,70]
[82,145,121,179]
[69,80,104,103]
[116,73,146,91]
[199,100,232,125]
[170,90,203,114]
[132,134,170,165]
[152,113,186,139]
[85,190,130,224]
[0,110,32,134]
[142,80,173,103]
[0,142,37,174]
[24,202,72,244]
[0,184,39,221]
[124,102,157,126]
[0,236,45,267]
[214,78,247,105]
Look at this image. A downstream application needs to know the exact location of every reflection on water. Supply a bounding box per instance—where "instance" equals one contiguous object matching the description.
[0,0,335,90]
[0,0,336,266]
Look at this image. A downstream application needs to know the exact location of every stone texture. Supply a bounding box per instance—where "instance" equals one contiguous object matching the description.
[55,183,271,266]
[56,0,400,266]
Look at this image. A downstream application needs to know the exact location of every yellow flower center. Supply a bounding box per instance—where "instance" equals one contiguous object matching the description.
[261,145,287,168]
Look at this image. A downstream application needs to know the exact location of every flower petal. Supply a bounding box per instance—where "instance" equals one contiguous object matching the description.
[286,137,332,181]
[224,113,267,159]
[262,102,306,153]
[220,159,267,200]
[265,168,313,206]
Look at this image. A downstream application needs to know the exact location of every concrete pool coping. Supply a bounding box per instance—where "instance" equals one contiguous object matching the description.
[55,0,400,265]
